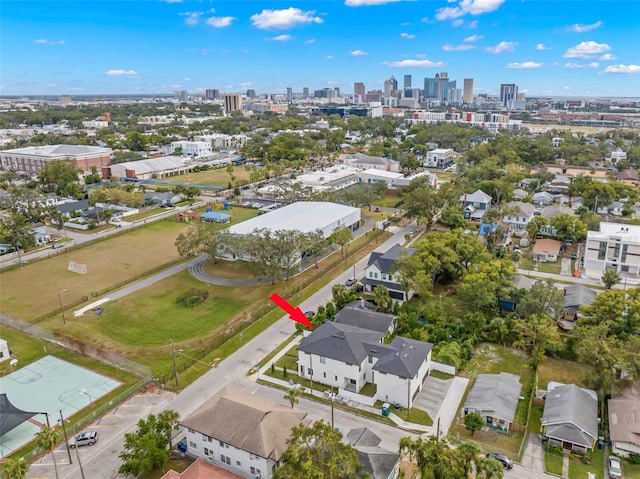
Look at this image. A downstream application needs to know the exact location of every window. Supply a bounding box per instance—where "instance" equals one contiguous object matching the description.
[350,378,356,385]
[335,375,338,381]
[236,460,241,467]
[220,441,225,447]
[251,467,256,474]
[323,372,326,378]
[188,428,195,434]
[319,356,326,364]
[221,455,231,465]
[250,454,255,460]
[598,241,607,261]
[308,367,313,375]
[621,265,629,272]
[202,434,208,441]
[204,447,210,456]
[368,355,373,364]
[189,441,197,449]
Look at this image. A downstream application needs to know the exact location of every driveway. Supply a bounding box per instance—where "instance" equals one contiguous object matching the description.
[521,433,546,473]
[414,376,452,420]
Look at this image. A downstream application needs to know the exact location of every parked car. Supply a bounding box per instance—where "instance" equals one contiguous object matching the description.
[304,311,315,318]
[345,278,357,287]
[486,453,513,469]
[51,243,64,249]
[69,430,98,448]
[608,456,623,478]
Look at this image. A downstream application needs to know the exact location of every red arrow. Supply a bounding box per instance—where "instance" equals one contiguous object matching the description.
[270,293,314,329]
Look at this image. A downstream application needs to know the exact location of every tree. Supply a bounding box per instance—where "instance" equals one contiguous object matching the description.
[403,176,440,229]
[602,270,621,289]
[0,214,33,265]
[118,414,171,476]
[477,456,504,479]
[517,279,565,320]
[329,226,353,258]
[550,214,587,242]
[36,426,60,479]
[464,412,485,436]
[526,216,548,240]
[284,389,300,409]
[373,285,392,313]
[514,314,561,368]
[439,205,467,229]
[38,159,80,195]
[457,442,480,477]
[4,457,30,479]
[157,409,180,450]
[274,420,368,479]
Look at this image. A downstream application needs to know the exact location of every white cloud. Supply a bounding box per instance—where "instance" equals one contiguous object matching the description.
[536,43,550,50]
[603,64,640,74]
[345,0,404,5]
[183,77,191,81]
[351,50,368,56]
[506,61,543,69]
[565,20,602,33]
[485,41,517,54]
[327,55,335,60]
[206,16,235,28]
[435,0,506,20]
[452,19,464,27]
[270,34,292,42]
[384,59,445,68]
[421,16,435,24]
[443,44,476,51]
[34,39,65,46]
[105,69,139,78]
[467,20,478,28]
[181,11,203,25]
[564,41,611,59]
[400,33,415,39]
[305,38,316,44]
[250,8,322,29]
[564,62,599,69]
[240,82,252,88]
[600,53,617,61]
[464,34,483,42]
[563,86,572,90]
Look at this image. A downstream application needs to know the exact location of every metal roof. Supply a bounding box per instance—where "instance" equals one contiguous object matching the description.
[542,384,598,446]
[464,373,522,423]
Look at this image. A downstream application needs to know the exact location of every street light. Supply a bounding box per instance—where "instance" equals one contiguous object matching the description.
[58,289,68,325]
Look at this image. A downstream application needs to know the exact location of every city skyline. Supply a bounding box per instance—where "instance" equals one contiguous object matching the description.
[2,0,639,98]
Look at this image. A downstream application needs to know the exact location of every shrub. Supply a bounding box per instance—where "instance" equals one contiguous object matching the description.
[628,453,640,465]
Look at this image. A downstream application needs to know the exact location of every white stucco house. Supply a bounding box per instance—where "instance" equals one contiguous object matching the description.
[423,148,455,168]
[180,388,309,479]
[502,202,536,231]
[297,320,432,408]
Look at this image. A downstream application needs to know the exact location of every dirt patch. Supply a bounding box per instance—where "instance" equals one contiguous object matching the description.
[400,458,420,479]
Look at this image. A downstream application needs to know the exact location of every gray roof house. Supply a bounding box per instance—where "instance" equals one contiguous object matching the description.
[541,384,598,452]
[363,243,416,301]
[344,153,400,172]
[298,321,432,408]
[334,305,396,335]
[180,388,309,479]
[562,285,598,321]
[464,373,523,432]
[608,384,640,457]
[461,190,492,221]
[144,191,182,206]
[532,191,554,206]
[346,428,400,479]
[503,202,536,231]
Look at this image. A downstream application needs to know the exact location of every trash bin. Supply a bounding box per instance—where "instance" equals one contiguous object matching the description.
[382,402,390,417]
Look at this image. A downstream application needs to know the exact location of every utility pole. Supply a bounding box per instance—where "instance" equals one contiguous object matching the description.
[170,339,179,387]
[309,354,313,396]
[73,425,86,479]
[330,387,335,430]
[406,378,411,421]
[59,410,73,465]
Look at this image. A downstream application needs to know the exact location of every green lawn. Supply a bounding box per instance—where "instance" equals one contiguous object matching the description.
[360,382,377,397]
[528,405,544,434]
[372,194,403,209]
[539,262,562,274]
[138,456,194,479]
[395,407,433,426]
[545,450,564,476]
[568,449,604,479]
[622,458,640,479]
[537,358,594,389]
[177,167,253,187]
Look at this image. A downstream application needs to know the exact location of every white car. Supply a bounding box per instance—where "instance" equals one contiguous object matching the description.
[608,456,623,478]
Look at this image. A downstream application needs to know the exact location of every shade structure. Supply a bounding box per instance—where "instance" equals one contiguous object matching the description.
[0,393,41,436]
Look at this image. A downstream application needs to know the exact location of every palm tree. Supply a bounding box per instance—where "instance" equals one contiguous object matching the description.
[4,457,30,479]
[456,443,480,477]
[36,425,61,479]
[477,456,504,479]
[157,409,180,449]
[284,388,300,409]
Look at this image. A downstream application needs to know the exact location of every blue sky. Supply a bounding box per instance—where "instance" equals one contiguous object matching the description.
[2,0,639,97]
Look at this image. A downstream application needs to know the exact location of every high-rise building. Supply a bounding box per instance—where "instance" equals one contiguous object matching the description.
[246,89,256,99]
[223,93,243,113]
[384,75,398,98]
[354,82,365,103]
[302,87,309,99]
[437,72,449,100]
[404,75,412,89]
[175,90,188,102]
[286,87,293,101]
[423,76,438,99]
[59,95,72,105]
[442,79,456,102]
[463,79,474,104]
[334,87,341,97]
[205,89,220,100]
[500,84,518,107]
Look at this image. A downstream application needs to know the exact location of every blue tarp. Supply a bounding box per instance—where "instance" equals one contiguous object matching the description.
[478,223,499,235]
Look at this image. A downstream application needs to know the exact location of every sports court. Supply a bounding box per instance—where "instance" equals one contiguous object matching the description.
[0,355,121,457]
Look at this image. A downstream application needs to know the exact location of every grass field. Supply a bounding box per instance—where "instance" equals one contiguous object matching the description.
[0,207,259,320]
[539,262,562,274]
[178,166,253,187]
[537,358,593,389]
[568,448,604,479]
[545,449,564,475]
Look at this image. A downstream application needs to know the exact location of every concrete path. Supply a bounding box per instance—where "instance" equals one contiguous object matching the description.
[561,258,572,276]
[562,451,569,477]
[414,376,452,420]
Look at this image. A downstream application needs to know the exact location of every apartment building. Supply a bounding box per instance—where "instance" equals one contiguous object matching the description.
[584,223,640,279]
[0,144,112,176]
